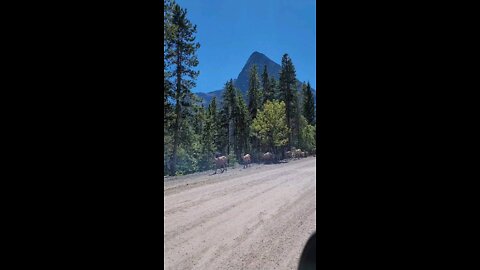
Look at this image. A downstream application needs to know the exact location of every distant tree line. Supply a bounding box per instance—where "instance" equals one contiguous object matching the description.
[164,0,316,176]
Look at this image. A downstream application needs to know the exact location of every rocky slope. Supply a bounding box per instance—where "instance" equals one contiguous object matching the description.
[196,51,316,106]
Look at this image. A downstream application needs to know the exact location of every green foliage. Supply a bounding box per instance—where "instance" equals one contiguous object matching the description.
[197,107,211,170]
[279,54,298,147]
[251,100,290,152]
[223,79,236,113]
[220,80,237,156]
[227,153,237,168]
[217,80,251,161]
[299,115,316,152]
[164,46,317,176]
[174,144,200,175]
[217,102,229,155]
[248,65,262,120]
[262,65,274,105]
[164,1,201,176]
[208,97,223,153]
[233,89,250,160]
[303,82,315,125]
[270,77,279,101]
[279,54,297,105]
[247,65,263,161]
[164,0,176,128]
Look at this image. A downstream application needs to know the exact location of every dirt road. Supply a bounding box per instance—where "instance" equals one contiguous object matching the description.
[164,157,316,270]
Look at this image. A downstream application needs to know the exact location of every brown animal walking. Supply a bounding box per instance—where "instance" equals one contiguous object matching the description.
[294,149,302,159]
[242,154,251,168]
[262,152,274,164]
[214,155,228,174]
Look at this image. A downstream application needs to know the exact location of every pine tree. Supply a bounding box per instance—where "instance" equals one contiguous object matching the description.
[261,65,273,105]
[270,77,279,101]
[221,79,237,157]
[303,81,315,125]
[233,89,250,161]
[293,83,301,147]
[200,99,218,170]
[208,96,218,117]
[278,54,297,147]
[217,105,229,156]
[164,0,176,122]
[163,0,175,136]
[164,0,175,174]
[247,65,261,120]
[209,97,222,153]
[247,65,262,161]
[165,2,200,176]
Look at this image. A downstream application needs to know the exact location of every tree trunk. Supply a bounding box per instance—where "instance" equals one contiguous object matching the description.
[169,44,182,176]
[170,101,181,176]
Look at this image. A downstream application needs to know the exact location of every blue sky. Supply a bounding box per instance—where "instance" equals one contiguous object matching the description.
[174,0,316,93]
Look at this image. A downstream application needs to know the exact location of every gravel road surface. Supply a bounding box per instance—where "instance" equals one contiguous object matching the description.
[164,157,316,270]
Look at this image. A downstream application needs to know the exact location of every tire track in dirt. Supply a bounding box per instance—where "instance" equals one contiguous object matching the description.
[164,157,315,195]
[164,174,292,243]
[201,169,316,270]
[164,168,295,216]
[164,157,316,270]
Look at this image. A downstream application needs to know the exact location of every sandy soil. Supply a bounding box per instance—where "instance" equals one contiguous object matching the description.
[164,157,316,270]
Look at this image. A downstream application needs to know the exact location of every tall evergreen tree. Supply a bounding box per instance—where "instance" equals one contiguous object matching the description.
[221,79,237,156]
[164,0,176,124]
[247,65,262,161]
[165,2,200,176]
[303,81,315,125]
[209,97,222,153]
[261,65,273,105]
[199,99,218,170]
[192,104,205,136]
[247,65,261,120]
[164,74,174,124]
[270,77,279,101]
[233,89,250,161]
[164,0,175,174]
[293,82,301,146]
[217,104,229,156]
[208,96,217,117]
[278,54,297,147]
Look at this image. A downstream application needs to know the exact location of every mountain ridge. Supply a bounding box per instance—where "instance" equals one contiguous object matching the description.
[195,51,315,106]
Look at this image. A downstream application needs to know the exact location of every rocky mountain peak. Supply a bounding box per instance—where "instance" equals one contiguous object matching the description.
[195,51,315,106]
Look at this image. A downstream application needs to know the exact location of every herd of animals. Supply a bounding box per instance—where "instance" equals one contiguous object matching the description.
[213,148,316,174]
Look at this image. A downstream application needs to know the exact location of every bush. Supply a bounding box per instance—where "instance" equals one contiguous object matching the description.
[174,147,199,175]
[299,116,316,152]
[228,154,237,168]
[251,100,289,151]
